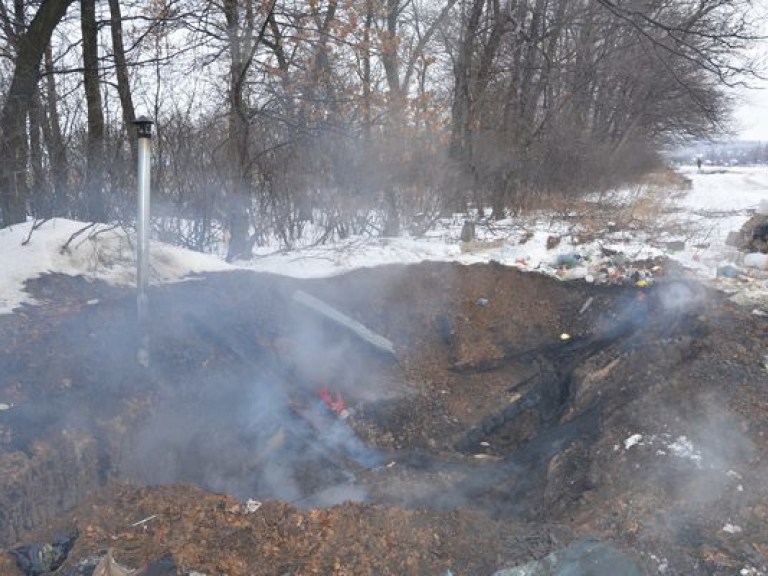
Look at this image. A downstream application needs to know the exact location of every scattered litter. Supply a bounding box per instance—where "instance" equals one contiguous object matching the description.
[139,553,178,575]
[473,453,501,461]
[0,402,11,410]
[560,333,571,341]
[624,434,643,450]
[86,299,99,305]
[480,441,490,447]
[92,549,133,576]
[476,297,489,307]
[579,297,594,314]
[130,514,158,527]
[244,499,262,513]
[386,461,397,468]
[727,470,743,480]
[664,240,686,252]
[666,436,703,467]
[622,433,707,468]
[722,523,743,534]
[741,566,765,576]
[752,309,768,317]
[555,253,580,268]
[11,530,78,576]
[717,264,742,279]
[744,252,768,270]
[493,539,643,576]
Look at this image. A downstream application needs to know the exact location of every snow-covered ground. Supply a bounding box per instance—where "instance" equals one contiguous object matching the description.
[1,166,767,315]
[0,219,233,314]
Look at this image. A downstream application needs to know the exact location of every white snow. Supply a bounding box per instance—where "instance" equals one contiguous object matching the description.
[0,218,233,314]
[1,165,767,314]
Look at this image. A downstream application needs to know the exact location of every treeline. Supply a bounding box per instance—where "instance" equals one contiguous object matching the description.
[0,0,759,259]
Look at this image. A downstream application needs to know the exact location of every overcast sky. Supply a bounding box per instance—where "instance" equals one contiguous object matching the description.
[735,84,768,141]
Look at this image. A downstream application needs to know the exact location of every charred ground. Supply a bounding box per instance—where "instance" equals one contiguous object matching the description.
[1,262,767,575]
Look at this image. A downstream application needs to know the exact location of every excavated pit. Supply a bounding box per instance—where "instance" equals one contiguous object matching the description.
[1,262,768,574]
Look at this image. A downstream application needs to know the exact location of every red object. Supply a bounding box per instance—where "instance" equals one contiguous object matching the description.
[317,388,345,414]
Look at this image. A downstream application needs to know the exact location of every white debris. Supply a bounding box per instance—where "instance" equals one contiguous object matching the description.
[560,333,571,340]
[741,566,765,576]
[624,434,644,450]
[86,298,100,305]
[244,499,262,513]
[727,470,743,480]
[92,550,132,576]
[0,403,11,411]
[722,523,743,534]
[666,436,703,467]
[130,514,158,527]
[744,253,768,270]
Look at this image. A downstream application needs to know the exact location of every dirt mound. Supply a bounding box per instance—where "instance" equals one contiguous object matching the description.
[1,262,767,574]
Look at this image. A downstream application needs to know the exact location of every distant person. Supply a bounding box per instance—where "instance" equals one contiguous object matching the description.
[696,157,702,170]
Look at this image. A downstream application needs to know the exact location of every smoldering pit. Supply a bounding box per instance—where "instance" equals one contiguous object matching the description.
[1,262,766,575]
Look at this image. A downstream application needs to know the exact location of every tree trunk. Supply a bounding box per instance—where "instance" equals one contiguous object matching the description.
[108,0,137,163]
[28,88,49,217]
[42,44,69,217]
[0,0,74,228]
[449,0,484,165]
[81,0,106,222]
[224,0,252,261]
[361,0,373,142]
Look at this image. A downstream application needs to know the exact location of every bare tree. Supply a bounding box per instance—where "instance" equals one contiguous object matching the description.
[0,0,74,227]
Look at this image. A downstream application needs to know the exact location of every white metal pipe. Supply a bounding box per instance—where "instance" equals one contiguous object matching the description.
[135,117,153,367]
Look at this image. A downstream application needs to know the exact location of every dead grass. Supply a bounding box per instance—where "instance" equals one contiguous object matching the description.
[513,167,703,247]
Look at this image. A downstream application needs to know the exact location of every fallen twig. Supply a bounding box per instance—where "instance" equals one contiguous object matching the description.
[59,222,98,254]
[21,218,52,246]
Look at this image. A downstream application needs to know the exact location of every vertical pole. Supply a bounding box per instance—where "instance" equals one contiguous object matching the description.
[134,116,153,367]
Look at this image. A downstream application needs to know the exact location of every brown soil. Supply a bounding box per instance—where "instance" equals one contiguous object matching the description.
[1,262,767,575]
